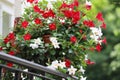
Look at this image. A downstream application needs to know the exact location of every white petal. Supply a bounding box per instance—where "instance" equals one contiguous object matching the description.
[30,44,39,49]
[34,38,42,45]
[68,66,77,75]
[80,76,87,80]
[86,0,92,6]
[80,66,85,74]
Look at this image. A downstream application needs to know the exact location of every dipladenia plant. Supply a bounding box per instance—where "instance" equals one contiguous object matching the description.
[0,0,106,79]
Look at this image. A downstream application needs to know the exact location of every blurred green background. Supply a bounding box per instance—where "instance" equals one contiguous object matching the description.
[0,0,120,80]
[86,0,120,80]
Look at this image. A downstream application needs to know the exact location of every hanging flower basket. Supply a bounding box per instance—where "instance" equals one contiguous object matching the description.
[0,0,107,79]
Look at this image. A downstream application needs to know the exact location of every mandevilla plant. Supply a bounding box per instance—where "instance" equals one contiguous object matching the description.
[0,0,106,79]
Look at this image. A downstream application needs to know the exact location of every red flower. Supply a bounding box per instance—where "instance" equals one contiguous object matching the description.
[22,20,28,28]
[23,33,31,41]
[88,20,95,27]
[85,1,92,10]
[0,47,2,51]
[86,5,92,10]
[83,20,95,27]
[8,32,15,40]
[65,59,71,68]
[7,62,13,67]
[27,0,34,3]
[59,2,68,9]
[63,10,74,18]
[34,5,40,12]
[79,30,83,34]
[68,3,74,9]
[85,59,95,65]
[96,12,104,21]
[42,12,49,18]
[49,23,56,30]
[83,20,88,25]
[34,18,41,24]
[72,11,80,23]
[96,44,102,52]
[43,10,55,18]
[70,36,77,43]
[3,32,15,44]
[8,51,15,56]
[48,9,55,18]
[4,37,10,44]
[34,0,38,4]
[100,22,106,29]
[102,37,107,44]
[33,5,44,14]
[66,0,79,9]
[73,0,79,7]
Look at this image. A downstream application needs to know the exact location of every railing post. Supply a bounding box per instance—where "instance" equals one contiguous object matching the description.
[14,71,21,80]
[0,67,2,80]
[0,52,78,80]
[28,69,33,80]
[30,75,33,80]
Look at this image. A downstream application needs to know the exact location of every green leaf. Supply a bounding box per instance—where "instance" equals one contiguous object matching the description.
[67,77,72,80]
[6,43,10,48]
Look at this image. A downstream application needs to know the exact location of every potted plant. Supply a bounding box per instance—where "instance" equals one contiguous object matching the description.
[0,0,106,79]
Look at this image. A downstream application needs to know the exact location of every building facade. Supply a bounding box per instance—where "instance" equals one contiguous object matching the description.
[0,0,22,37]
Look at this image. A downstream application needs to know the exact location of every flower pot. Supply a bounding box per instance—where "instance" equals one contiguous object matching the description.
[42,34,51,43]
[14,17,21,28]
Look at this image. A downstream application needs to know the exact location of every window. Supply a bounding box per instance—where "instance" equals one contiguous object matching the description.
[2,11,11,37]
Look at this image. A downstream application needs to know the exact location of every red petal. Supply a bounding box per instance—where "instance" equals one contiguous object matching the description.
[7,62,13,67]
[102,37,107,44]
[85,59,95,65]
[0,47,2,51]
[65,59,71,68]
[96,44,102,52]
[96,12,104,21]
[101,22,106,29]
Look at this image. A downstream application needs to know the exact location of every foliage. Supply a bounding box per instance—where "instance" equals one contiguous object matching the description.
[86,0,120,80]
[0,0,106,79]
[110,44,120,71]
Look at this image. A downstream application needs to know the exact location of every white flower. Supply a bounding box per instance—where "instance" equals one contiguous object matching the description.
[62,78,65,80]
[47,60,66,70]
[50,60,60,69]
[47,20,51,23]
[90,27,103,44]
[23,69,28,72]
[47,2,53,9]
[62,52,66,55]
[85,54,88,61]
[80,76,87,80]
[80,66,85,74]
[52,42,60,48]
[90,27,103,37]
[59,18,65,23]
[86,0,92,6]
[30,44,39,49]
[50,37,57,43]
[47,65,56,70]
[50,37,60,48]
[59,61,66,69]
[12,73,15,76]
[68,66,77,75]
[34,38,42,45]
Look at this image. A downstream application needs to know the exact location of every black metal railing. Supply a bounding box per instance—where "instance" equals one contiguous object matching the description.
[0,51,78,80]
